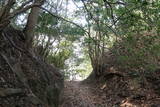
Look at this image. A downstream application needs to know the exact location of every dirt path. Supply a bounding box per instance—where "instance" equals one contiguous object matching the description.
[59,81,107,107]
[59,80,160,107]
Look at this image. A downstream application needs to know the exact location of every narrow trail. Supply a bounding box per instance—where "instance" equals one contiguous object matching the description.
[59,79,160,107]
[60,81,107,107]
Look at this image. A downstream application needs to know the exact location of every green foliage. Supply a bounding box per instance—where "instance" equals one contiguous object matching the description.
[36,12,59,36]
[62,24,85,36]
[13,0,160,79]
[64,56,92,80]
[47,41,73,69]
[47,49,71,69]
[101,0,160,76]
[75,69,89,79]
[84,37,94,44]
[113,33,160,73]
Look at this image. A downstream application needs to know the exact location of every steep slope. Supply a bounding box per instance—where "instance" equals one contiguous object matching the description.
[0,26,64,107]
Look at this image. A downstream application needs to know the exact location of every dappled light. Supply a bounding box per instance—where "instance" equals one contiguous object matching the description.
[0,0,160,107]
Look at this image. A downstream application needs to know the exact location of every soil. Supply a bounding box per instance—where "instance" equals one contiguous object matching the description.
[60,75,160,107]
[0,26,63,107]
[60,81,107,107]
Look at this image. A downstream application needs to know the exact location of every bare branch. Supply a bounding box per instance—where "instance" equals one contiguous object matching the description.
[17,0,33,10]
[10,2,43,19]
[103,1,115,24]
[105,1,126,5]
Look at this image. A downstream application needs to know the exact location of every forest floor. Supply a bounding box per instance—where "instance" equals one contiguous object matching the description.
[59,81,107,107]
[60,78,160,107]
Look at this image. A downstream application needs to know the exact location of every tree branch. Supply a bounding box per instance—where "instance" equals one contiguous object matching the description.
[103,0,115,24]
[17,0,33,11]
[104,1,126,5]
[111,4,143,27]
[0,1,43,31]
[80,0,119,37]
[10,2,43,19]
[39,6,89,35]
[24,0,45,48]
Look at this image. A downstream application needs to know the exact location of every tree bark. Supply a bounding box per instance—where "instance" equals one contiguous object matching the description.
[0,0,42,32]
[24,0,44,48]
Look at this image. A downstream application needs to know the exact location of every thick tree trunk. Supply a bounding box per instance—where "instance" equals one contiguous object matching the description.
[24,7,40,48]
[24,0,44,48]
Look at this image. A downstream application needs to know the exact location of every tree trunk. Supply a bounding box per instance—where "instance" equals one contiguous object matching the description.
[24,3,40,48]
[0,0,43,32]
[24,0,44,48]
